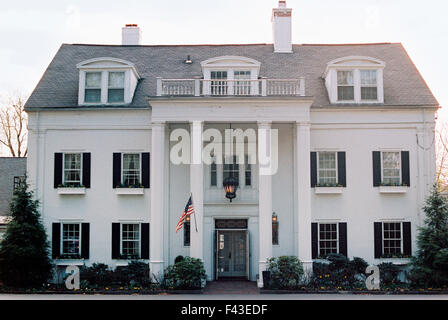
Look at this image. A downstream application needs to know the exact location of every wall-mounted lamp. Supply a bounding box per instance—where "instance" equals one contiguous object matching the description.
[223,176,239,202]
[272,212,278,222]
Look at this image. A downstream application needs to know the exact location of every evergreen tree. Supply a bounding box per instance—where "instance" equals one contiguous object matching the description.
[410,185,448,287]
[0,179,53,288]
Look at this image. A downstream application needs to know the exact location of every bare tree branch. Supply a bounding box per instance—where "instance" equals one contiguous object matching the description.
[0,96,27,157]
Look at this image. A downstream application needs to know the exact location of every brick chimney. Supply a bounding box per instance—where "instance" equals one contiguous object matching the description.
[122,24,142,45]
[272,1,292,53]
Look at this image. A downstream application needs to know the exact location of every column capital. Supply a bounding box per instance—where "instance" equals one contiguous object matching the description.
[257,120,272,128]
[295,121,311,128]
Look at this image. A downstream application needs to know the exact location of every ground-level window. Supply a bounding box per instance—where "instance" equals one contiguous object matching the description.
[245,155,252,186]
[62,223,81,257]
[184,219,191,247]
[383,222,402,255]
[13,176,25,191]
[63,153,82,187]
[210,156,217,187]
[318,223,338,256]
[272,221,279,245]
[122,153,141,186]
[121,223,140,258]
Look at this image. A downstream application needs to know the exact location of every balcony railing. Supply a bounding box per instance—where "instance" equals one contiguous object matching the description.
[156,77,305,97]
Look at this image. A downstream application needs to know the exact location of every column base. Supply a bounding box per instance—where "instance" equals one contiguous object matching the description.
[257,260,269,288]
[149,260,165,283]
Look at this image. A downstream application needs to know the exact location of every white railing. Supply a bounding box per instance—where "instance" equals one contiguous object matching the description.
[156,77,305,97]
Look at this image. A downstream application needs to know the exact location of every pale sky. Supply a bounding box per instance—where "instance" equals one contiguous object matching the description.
[0,0,447,154]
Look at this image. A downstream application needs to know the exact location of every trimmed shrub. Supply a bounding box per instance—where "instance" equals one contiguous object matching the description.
[164,257,206,289]
[378,262,401,286]
[266,256,304,289]
[174,255,184,264]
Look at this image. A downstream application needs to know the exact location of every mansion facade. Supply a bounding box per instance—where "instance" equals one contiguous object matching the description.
[25,1,438,286]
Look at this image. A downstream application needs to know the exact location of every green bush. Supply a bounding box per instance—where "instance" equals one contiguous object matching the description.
[310,254,366,290]
[79,261,151,289]
[378,263,401,287]
[266,256,304,289]
[164,257,206,289]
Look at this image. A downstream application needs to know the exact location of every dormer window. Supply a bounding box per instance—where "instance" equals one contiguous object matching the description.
[324,56,385,104]
[77,57,140,106]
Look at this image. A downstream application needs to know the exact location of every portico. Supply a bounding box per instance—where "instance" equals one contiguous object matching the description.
[148,97,314,284]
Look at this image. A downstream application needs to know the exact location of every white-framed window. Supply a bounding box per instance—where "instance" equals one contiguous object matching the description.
[381,151,401,185]
[210,156,217,187]
[324,56,385,104]
[84,72,102,103]
[234,70,251,95]
[122,153,141,186]
[108,72,125,103]
[244,155,252,187]
[317,152,338,185]
[360,70,378,100]
[61,223,81,257]
[210,71,228,95]
[121,223,140,258]
[383,222,402,255]
[318,223,338,256]
[337,71,354,101]
[63,153,82,187]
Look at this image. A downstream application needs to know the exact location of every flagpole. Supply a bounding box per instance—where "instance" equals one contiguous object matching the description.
[191,192,198,233]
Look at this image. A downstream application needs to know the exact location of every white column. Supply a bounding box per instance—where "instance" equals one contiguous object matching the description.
[190,121,204,260]
[150,121,166,279]
[296,121,313,272]
[257,121,273,288]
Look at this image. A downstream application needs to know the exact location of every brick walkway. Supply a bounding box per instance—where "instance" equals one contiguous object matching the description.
[203,281,259,295]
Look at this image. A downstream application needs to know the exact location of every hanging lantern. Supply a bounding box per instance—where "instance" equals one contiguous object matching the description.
[223,176,239,202]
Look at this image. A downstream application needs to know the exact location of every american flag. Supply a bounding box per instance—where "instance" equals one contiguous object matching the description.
[176,196,195,232]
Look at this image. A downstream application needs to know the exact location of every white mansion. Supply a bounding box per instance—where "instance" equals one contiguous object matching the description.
[25,1,438,287]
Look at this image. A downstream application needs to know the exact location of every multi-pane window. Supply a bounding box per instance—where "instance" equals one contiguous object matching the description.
[337,71,354,101]
[245,155,252,186]
[184,221,191,247]
[234,71,251,95]
[210,156,217,187]
[108,72,125,103]
[382,152,401,185]
[122,153,141,186]
[383,222,402,255]
[210,71,228,95]
[13,176,25,191]
[121,224,140,257]
[84,72,102,103]
[272,221,279,245]
[317,152,337,185]
[360,70,378,100]
[318,223,338,256]
[63,153,82,187]
[223,155,239,182]
[62,224,81,257]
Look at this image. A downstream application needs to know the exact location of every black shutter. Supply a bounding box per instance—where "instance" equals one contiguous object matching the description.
[52,223,61,259]
[141,223,150,259]
[141,153,150,188]
[337,152,346,187]
[311,223,318,259]
[54,153,63,188]
[374,222,383,259]
[372,151,381,187]
[113,153,121,188]
[82,153,91,188]
[112,223,121,259]
[338,222,348,257]
[403,222,412,256]
[81,223,90,259]
[401,151,410,187]
[310,152,317,187]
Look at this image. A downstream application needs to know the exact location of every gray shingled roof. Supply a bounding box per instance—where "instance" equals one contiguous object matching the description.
[24,43,438,110]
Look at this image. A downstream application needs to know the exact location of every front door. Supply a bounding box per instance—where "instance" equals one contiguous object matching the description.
[216,230,249,279]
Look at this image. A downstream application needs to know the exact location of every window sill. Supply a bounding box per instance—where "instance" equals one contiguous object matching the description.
[376,258,411,265]
[55,259,85,266]
[314,187,344,194]
[57,187,86,195]
[379,186,408,194]
[115,259,148,267]
[115,188,145,195]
